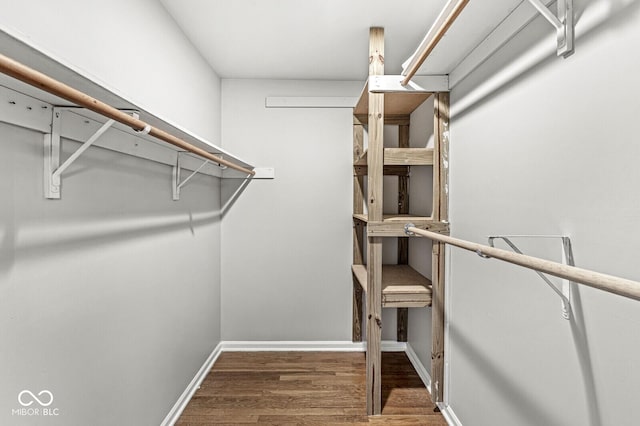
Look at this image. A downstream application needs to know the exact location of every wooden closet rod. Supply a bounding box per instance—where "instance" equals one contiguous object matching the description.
[0,53,255,176]
[405,226,640,302]
[401,0,469,86]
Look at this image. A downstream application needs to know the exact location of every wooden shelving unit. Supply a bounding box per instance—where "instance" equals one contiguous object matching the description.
[352,27,450,415]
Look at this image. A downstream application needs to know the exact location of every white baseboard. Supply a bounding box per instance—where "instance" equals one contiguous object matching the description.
[405,343,433,390]
[160,342,223,426]
[220,340,407,352]
[405,343,462,426]
[439,405,463,426]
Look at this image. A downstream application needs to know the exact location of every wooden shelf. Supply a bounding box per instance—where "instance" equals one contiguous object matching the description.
[352,264,432,308]
[354,82,432,117]
[353,214,450,237]
[354,148,434,167]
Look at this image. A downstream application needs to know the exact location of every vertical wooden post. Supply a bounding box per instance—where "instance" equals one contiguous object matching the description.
[431,92,450,403]
[366,26,385,416]
[397,124,410,342]
[353,117,365,342]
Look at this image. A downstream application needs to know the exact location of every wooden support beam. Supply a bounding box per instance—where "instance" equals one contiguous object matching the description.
[353,276,364,342]
[366,26,384,417]
[397,123,410,342]
[431,92,450,403]
[353,121,365,342]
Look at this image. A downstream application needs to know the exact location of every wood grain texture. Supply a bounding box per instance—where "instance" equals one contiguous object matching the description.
[366,26,384,416]
[353,278,364,342]
[353,120,365,342]
[397,123,410,342]
[354,114,410,126]
[354,87,432,116]
[176,352,447,425]
[430,92,450,403]
[401,0,470,85]
[435,93,450,221]
[366,217,450,238]
[353,148,434,166]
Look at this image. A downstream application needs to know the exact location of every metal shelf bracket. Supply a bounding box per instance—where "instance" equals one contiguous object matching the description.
[527,0,574,57]
[488,235,574,320]
[44,107,138,199]
[173,152,229,201]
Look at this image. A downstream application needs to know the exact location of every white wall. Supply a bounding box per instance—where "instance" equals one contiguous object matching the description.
[0,0,221,144]
[446,3,640,425]
[0,1,225,424]
[220,80,360,341]
[0,123,222,425]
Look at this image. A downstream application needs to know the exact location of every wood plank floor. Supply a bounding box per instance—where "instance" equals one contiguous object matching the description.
[177,351,447,425]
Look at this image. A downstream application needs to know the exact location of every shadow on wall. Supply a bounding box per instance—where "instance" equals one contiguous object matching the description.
[0,173,254,278]
[0,210,221,278]
[451,323,561,426]
[569,283,602,426]
[450,283,601,426]
[452,0,640,120]
[220,176,252,218]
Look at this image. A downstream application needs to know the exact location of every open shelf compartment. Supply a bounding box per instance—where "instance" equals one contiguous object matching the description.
[352,264,432,308]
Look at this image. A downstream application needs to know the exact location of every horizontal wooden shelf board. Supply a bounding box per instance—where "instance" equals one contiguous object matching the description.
[352,215,450,237]
[354,148,434,166]
[354,82,433,116]
[353,213,432,222]
[351,264,432,308]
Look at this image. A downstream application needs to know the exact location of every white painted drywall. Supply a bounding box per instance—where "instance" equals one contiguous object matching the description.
[0,0,222,144]
[0,1,225,424]
[0,123,222,425]
[220,80,362,340]
[442,3,640,425]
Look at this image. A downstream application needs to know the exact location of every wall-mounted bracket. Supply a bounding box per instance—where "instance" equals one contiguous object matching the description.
[44,107,140,199]
[173,152,211,201]
[488,235,574,320]
[527,0,574,57]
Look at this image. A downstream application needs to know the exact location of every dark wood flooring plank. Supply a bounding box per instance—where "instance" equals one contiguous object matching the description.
[176,351,446,425]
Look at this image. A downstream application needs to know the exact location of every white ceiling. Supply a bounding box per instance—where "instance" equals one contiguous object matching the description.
[160,0,527,81]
